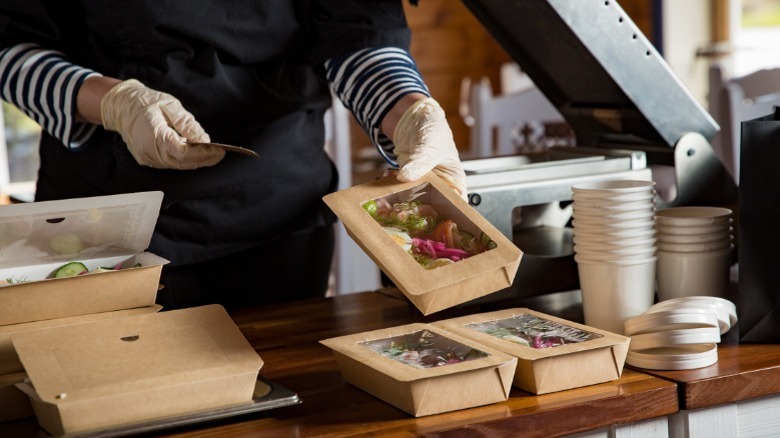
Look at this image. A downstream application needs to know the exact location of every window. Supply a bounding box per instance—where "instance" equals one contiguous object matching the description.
[732,0,780,75]
[1,102,40,201]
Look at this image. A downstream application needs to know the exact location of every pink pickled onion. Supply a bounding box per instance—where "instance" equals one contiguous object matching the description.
[412,238,471,261]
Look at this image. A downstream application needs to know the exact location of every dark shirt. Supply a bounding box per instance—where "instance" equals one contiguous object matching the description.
[0,0,412,265]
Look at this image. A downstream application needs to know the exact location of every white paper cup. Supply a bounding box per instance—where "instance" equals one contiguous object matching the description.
[656,246,733,301]
[572,180,656,196]
[574,246,657,262]
[572,198,656,210]
[572,208,656,222]
[657,236,732,253]
[655,219,732,232]
[654,222,731,236]
[576,255,656,334]
[655,207,732,226]
[572,212,655,225]
[573,235,656,250]
[573,191,657,204]
[656,216,732,227]
[656,229,733,244]
[572,218,655,233]
[574,227,656,240]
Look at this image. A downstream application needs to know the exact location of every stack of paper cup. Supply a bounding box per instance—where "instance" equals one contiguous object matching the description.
[571,180,657,334]
[655,207,733,301]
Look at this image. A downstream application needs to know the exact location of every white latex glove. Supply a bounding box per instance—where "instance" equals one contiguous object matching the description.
[392,98,467,198]
[100,79,225,170]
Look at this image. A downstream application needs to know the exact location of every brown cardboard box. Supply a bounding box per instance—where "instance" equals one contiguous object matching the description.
[0,305,162,375]
[323,174,523,315]
[13,305,263,436]
[0,372,32,422]
[320,323,517,417]
[433,309,630,394]
[0,191,168,325]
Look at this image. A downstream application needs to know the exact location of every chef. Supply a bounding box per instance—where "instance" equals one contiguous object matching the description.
[0,1,466,309]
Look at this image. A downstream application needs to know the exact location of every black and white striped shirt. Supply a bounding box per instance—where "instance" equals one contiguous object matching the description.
[0,43,99,150]
[0,43,430,162]
[325,47,430,165]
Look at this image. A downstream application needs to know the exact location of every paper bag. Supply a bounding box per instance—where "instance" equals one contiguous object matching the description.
[739,107,780,343]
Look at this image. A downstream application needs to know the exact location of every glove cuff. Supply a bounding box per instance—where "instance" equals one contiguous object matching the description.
[392,97,442,146]
[100,78,144,131]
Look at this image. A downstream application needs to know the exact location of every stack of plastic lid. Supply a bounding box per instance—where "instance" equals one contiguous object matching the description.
[623,296,737,370]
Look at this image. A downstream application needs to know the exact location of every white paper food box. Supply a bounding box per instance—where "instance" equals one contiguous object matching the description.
[0,191,168,325]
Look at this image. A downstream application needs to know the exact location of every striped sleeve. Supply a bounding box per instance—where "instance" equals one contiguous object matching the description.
[324,47,429,166]
[0,43,101,150]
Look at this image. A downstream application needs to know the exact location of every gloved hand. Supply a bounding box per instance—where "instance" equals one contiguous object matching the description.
[392,97,467,198]
[100,79,225,170]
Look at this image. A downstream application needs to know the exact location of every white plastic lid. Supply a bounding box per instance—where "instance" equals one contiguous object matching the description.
[648,297,737,334]
[624,308,720,336]
[626,343,718,370]
[630,327,721,351]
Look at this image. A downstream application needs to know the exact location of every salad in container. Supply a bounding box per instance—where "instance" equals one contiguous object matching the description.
[322,173,522,315]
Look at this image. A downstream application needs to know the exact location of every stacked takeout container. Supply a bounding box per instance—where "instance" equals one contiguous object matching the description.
[0,191,168,425]
[570,180,657,334]
[655,207,734,301]
[0,192,264,435]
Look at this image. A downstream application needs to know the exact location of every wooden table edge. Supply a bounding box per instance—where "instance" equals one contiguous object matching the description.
[418,376,678,437]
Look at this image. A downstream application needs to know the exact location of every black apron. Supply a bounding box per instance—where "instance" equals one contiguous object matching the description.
[0,0,411,266]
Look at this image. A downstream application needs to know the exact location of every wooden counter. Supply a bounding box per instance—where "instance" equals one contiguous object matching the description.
[162,292,677,437]
[637,343,780,411]
[629,336,780,437]
[10,290,780,437]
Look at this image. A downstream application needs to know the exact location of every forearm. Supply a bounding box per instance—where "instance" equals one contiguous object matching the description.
[76,75,121,125]
[379,92,429,143]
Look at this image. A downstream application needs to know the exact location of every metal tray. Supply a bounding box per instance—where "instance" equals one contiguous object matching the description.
[3,377,300,438]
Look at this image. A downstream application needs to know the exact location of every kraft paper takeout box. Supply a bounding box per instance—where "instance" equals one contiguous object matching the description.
[0,305,162,376]
[323,173,523,315]
[13,304,264,436]
[320,323,517,417]
[0,191,168,325]
[433,309,630,394]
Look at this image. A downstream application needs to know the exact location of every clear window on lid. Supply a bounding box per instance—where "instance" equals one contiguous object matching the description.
[466,314,603,349]
[360,329,489,369]
[360,183,496,270]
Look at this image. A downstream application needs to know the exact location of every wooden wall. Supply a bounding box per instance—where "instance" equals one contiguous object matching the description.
[349,0,654,157]
[403,0,511,152]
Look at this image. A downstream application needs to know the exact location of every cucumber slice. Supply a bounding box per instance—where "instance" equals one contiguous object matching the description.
[480,232,498,250]
[48,233,85,255]
[455,230,475,250]
[54,262,88,278]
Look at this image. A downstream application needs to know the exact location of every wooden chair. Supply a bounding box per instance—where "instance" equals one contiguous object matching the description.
[459,65,566,158]
[708,64,780,185]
